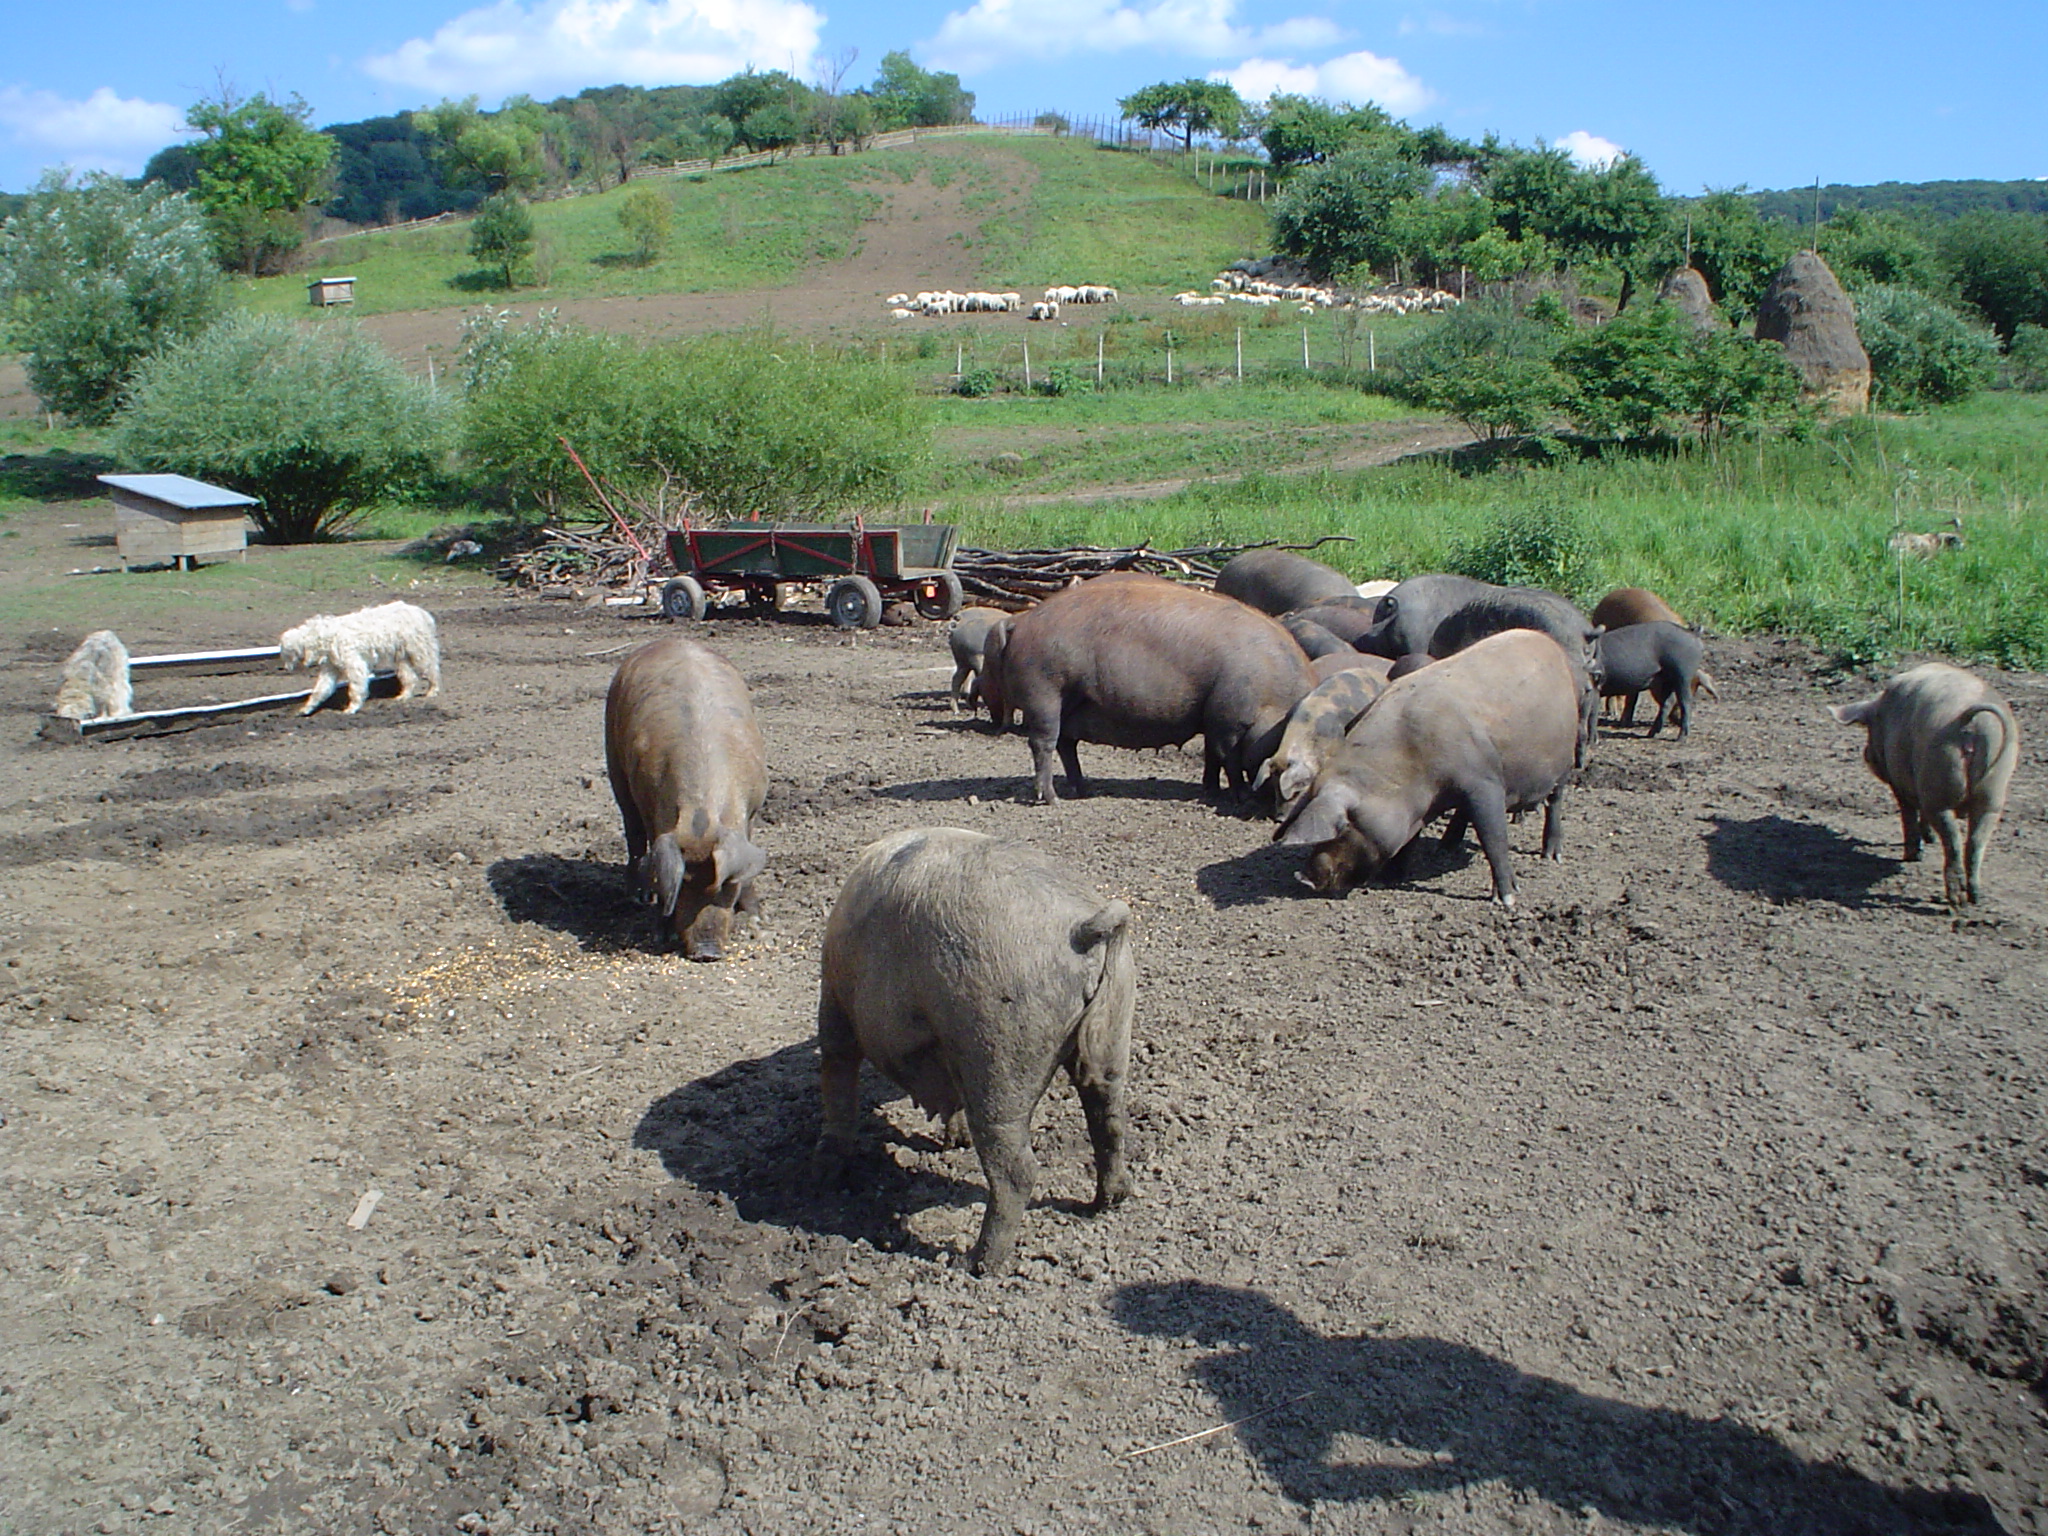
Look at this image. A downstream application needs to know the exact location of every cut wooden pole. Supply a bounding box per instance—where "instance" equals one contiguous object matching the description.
[127,645,282,676]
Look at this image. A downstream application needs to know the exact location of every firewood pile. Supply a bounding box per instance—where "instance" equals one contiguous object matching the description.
[496,517,671,597]
[951,537,1350,608]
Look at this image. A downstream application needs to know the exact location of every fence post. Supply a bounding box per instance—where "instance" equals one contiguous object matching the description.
[1369,330,1376,372]
[957,342,964,379]
[1235,327,1243,382]
[1023,340,1032,392]
[1302,326,1309,370]
[1167,344,1173,385]
[1097,331,1105,388]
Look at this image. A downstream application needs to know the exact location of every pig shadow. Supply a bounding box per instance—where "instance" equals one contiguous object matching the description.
[881,771,1215,808]
[486,852,680,955]
[1112,1281,2003,1534]
[1702,814,1918,911]
[1199,829,1482,909]
[634,1043,1078,1264]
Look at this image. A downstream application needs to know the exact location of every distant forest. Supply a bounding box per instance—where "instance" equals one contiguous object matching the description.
[1751,179,2048,226]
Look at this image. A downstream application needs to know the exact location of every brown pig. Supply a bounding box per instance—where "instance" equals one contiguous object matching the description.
[814,827,1134,1275]
[1830,663,2020,907]
[1311,651,1395,685]
[996,574,1314,804]
[1277,629,1581,909]
[604,637,768,961]
[948,608,1011,714]
[1590,587,1684,631]
[1213,548,1357,614]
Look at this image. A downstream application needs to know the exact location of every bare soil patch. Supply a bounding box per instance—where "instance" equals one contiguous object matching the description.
[2,497,2046,1534]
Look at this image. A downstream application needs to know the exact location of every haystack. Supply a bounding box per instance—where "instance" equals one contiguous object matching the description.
[1754,250,1869,415]
[1658,267,1722,331]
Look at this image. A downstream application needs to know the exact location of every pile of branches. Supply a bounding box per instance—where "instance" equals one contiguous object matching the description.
[954,536,1351,608]
[497,515,674,596]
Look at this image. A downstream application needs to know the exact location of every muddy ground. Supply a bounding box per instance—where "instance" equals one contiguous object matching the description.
[3,503,2047,1535]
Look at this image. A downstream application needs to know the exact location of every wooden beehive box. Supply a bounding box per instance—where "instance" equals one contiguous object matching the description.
[307,275,356,307]
[98,473,260,571]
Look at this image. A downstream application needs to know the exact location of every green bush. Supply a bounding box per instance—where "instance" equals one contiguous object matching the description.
[954,366,1000,398]
[112,312,449,542]
[1555,302,1696,439]
[1034,364,1084,397]
[1853,283,2000,407]
[617,185,672,264]
[463,326,930,521]
[1392,296,1568,438]
[470,192,535,287]
[0,172,222,425]
[2009,324,2048,392]
[1447,496,1595,596]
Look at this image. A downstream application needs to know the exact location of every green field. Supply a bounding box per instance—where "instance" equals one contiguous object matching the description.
[244,136,1269,317]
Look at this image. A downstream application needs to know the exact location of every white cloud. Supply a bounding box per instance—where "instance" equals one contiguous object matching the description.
[364,0,826,98]
[924,0,1341,75]
[1217,49,1433,115]
[0,86,185,177]
[1555,129,1624,168]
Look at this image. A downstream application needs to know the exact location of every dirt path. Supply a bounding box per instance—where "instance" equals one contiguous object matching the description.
[2,496,2045,1534]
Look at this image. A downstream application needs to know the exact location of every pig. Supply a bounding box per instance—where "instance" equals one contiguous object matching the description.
[814,827,1135,1275]
[1277,629,1581,909]
[1829,663,2021,908]
[1591,586,1683,631]
[1425,588,1602,673]
[1284,599,1380,648]
[996,574,1315,804]
[1355,574,1500,658]
[948,608,1011,714]
[1213,548,1357,615]
[1386,652,1436,682]
[603,637,768,961]
[1593,621,1708,738]
[1312,651,1395,685]
[1280,613,1350,659]
[1253,668,1384,816]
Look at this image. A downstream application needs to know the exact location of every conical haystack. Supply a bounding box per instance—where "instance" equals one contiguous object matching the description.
[1658,267,1722,331]
[1754,250,1869,415]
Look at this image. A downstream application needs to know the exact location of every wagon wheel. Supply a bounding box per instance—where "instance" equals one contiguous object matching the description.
[913,571,964,622]
[744,580,784,619]
[661,576,707,622]
[825,576,884,630]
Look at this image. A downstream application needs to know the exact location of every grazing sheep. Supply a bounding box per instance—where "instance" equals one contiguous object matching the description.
[280,601,441,715]
[52,630,132,721]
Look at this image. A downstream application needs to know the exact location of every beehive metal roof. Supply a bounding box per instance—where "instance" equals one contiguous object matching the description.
[97,474,261,509]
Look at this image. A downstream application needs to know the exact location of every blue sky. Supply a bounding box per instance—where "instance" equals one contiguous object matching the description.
[3,0,2041,196]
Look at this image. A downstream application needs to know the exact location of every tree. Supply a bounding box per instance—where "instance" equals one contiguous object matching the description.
[184,89,335,274]
[0,172,222,424]
[470,192,535,288]
[1271,148,1432,279]
[1651,189,1797,323]
[112,312,447,542]
[617,185,672,265]
[412,97,548,194]
[870,52,974,130]
[709,71,815,150]
[1818,208,1939,291]
[1549,155,1665,305]
[1937,211,2048,341]
[1391,295,1569,438]
[1118,79,1246,153]
[1258,95,1397,169]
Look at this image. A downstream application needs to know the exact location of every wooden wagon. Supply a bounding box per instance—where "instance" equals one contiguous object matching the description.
[661,523,964,629]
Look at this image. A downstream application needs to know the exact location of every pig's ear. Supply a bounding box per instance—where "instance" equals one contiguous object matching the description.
[1275,781,1356,846]
[1070,899,1130,955]
[1829,699,1875,726]
[712,830,768,891]
[649,834,686,915]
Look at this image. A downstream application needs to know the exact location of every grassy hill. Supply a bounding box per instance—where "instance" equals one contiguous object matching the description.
[247,135,1270,319]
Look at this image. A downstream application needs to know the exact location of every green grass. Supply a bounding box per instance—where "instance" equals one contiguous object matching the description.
[241,135,1268,319]
[944,392,2048,669]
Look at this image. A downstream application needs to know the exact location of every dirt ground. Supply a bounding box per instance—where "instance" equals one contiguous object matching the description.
[3,496,2047,1536]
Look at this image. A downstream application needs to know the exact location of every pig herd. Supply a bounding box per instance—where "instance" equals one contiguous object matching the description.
[600,548,2021,1272]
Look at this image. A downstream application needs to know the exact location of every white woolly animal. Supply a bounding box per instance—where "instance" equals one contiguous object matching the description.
[280,601,441,715]
[53,630,132,720]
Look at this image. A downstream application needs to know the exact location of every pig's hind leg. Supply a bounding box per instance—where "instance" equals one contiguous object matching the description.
[1462,781,1520,908]
[963,1097,1041,1276]
[811,992,866,1187]
[1067,1049,1131,1214]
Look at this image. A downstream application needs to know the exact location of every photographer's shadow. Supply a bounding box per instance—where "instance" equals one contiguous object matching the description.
[1113,1281,2002,1533]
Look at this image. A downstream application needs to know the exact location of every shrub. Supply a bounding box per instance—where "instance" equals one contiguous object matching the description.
[1554,302,1695,439]
[1853,283,2000,407]
[1448,497,1594,596]
[1034,364,1083,397]
[2009,324,2048,392]
[463,326,930,521]
[1271,148,1432,280]
[112,312,448,542]
[1392,296,1568,438]
[617,185,672,264]
[954,366,1000,398]
[0,172,222,425]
